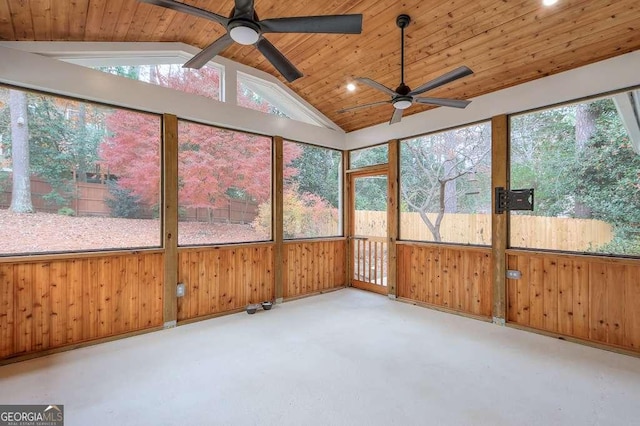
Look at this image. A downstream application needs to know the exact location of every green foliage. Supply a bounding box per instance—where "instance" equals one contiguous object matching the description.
[511,97,640,255]
[105,180,144,219]
[57,207,75,216]
[350,144,388,169]
[0,92,106,207]
[287,143,341,208]
[254,184,339,239]
[355,176,388,211]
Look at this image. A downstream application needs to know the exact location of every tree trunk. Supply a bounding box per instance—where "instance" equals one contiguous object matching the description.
[9,90,34,213]
[574,104,597,218]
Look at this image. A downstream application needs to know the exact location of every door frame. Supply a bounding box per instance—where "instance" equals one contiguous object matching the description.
[347,167,389,295]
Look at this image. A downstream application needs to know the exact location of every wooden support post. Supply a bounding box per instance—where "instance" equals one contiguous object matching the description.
[492,115,509,324]
[343,150,352,287]
[273,136,284,302]
[162,114,179,328]
[387,140,399,298]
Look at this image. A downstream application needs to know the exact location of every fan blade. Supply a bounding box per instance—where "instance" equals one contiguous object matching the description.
[408,66,474,96]
[256,37,303,82]
[234,0,254,18]
[183,34,234,69]
[414,97,471,109]
[261,15,363,34]
[390,108,404,124]
[355,77,397,97]
[338,100,392,113]
[139,0,229,26]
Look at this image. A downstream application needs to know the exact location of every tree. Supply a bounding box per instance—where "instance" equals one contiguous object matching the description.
[8,89,34,213]
[99,67,302,222]
[573,99,640,254]
[401,124,491,241]
[286,142,341,208]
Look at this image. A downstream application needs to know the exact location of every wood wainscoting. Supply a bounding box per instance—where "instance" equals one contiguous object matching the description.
[0,251,164,360]
[177,244,275,321]
[507,250,640,353]
[397,243,493,318]
[283,239,346,299]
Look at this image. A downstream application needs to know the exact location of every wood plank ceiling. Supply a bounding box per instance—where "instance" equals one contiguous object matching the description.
[0,0,639,132]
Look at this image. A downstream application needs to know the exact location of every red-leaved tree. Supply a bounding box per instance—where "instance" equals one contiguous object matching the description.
[99,66,302,217]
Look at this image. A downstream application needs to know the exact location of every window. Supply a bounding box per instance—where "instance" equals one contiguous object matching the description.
[0,86,161,255]
[94,64,222,101]
[349,144,388,169]
[400,122,492,245]
[237,72,327,127]
[510,90,640,256]
[177,120,272,246]
[282,141,342,239]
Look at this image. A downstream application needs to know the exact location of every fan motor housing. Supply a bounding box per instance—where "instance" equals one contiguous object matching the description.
[396,14,411,29]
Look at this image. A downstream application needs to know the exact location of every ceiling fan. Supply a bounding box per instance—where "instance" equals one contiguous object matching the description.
[139,0,363,82]
[339,14,473,124]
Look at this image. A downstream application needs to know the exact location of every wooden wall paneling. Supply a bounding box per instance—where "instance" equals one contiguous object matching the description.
[209,250,221,314]
[463,251,474,314]
[97,257,112,337]
[572,259,590,339]
[15,263,33,354]
[2,253,164,361]
[83,258,96,340]
[139,254,154,328]
[273,136,284,302]
[441,248,451,308]
[124,255,138,330]
[542,258,558,332]
[606,264,626,347]
[589,262,608,343]
[0,263,14,358]
[163,113,178,326]
[505,251,640,353]
[189,251,201,318]
[177,251,190,321]
[623,265,640,350]
[506,255,518,322]
[557,259,574,336]
[480,251,492,316]
[33,262,50,352]
[396,243,492,317]
[282,241,345,299]
[492,115,509,322]
[49,260,68,348]
[451,249,462,311]
[528,256,545,330]
[516,255,530,326]
[111,255,125,335]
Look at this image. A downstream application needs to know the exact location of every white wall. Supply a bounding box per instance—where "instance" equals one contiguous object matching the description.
[0,42,638,150]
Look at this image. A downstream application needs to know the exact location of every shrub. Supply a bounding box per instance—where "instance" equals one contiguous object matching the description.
[57,207,76,216]
[106,180,144,218]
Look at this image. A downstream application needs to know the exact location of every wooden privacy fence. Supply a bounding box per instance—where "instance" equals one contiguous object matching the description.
[1,175,259,223]
[355,211,613,251]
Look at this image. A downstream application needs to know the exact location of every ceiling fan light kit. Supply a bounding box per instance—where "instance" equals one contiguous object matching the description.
[229,21,260,45]
[139,0,363,82]
[340,13,474,125]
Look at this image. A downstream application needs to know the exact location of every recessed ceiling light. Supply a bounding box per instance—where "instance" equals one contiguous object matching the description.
[542,0,558,6]
[346,83,356,92]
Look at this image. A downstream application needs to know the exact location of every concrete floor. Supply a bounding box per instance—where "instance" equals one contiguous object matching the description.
[1,288,639,426]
